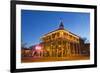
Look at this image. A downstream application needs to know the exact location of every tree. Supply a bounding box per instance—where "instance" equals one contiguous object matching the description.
[82,37,90,43]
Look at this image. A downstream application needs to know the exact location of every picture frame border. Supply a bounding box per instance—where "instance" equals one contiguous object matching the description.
[10,1,97,73]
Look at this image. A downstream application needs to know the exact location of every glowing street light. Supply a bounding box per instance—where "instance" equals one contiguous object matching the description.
[35,45,42,50]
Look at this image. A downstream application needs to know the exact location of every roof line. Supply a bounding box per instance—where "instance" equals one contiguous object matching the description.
[41,28,81,38]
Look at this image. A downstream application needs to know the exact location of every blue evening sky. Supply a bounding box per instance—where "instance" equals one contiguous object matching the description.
[21,10,90,47]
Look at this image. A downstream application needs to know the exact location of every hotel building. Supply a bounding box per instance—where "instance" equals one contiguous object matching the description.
[40,21,89,58]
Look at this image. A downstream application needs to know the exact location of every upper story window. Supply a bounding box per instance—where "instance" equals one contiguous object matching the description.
[64,32,66,36]
[64,32,68,37]
[57,32,60,37]
[52,33,56,38]
[60,31,63,36]
[48,36,51,40]
[69,35,72,39]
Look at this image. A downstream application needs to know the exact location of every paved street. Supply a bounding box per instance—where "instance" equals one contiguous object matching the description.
[21,55,90,63]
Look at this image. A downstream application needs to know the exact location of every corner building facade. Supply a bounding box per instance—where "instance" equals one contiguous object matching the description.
[41,22,86,57]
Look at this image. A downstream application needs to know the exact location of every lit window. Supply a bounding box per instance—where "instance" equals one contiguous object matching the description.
[57,32,60,37]
[52,33,56,38]
[60,31,63,36]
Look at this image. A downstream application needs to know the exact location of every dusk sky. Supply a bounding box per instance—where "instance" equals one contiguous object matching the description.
[21,10,90,47]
